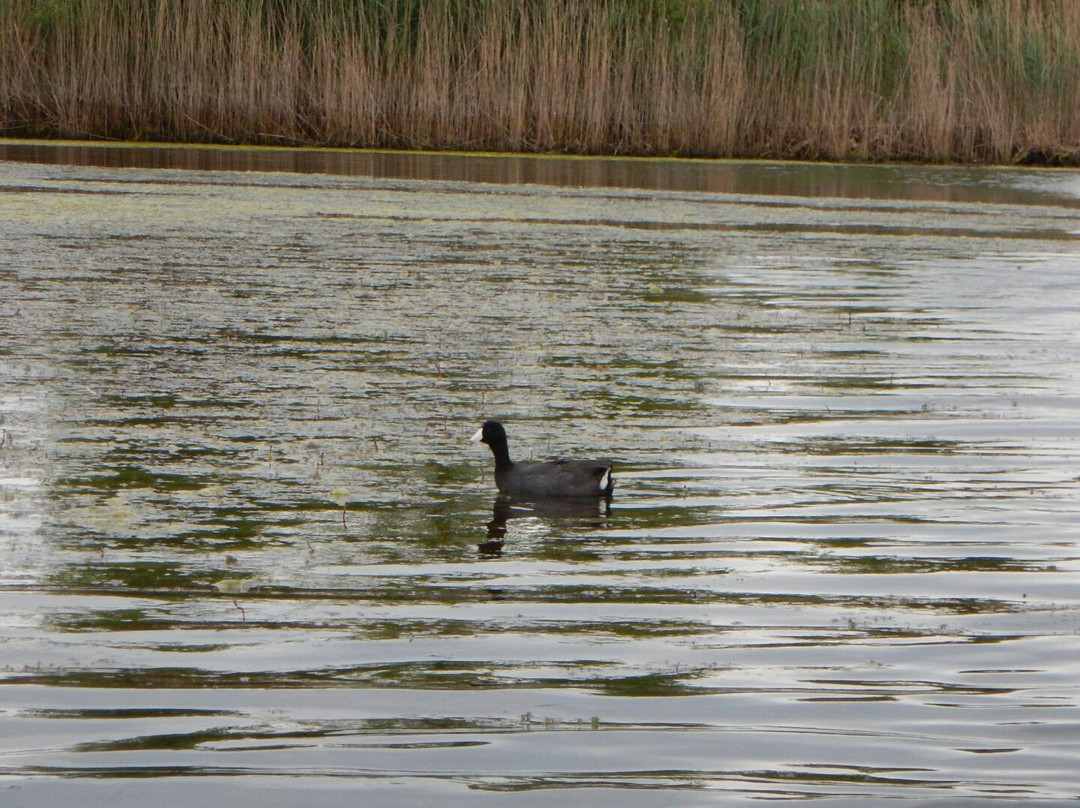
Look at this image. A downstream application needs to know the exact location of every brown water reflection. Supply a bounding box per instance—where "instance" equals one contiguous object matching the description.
[3,138,1079,206]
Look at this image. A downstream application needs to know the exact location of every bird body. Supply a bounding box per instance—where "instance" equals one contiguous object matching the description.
[471,421,614,498]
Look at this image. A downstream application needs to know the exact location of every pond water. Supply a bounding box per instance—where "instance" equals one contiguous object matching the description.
[1,142,1079,806]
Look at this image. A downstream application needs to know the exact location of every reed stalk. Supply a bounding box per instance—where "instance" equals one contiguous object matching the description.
[1,0,1077,162]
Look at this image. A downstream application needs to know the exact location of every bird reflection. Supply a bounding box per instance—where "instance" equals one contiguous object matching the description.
[478,495,612,556]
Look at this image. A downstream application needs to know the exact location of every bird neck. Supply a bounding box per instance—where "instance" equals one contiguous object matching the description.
[489,441,513,470]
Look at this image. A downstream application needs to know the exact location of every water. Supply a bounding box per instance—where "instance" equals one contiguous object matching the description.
[1,143,1079,806]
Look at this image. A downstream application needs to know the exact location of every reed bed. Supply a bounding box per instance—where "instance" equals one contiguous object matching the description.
[1,0,1078,163]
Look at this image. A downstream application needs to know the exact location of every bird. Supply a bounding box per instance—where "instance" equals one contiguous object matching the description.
[470,420,614,498]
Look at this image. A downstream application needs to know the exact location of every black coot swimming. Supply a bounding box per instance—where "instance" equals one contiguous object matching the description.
[470,420,614,498]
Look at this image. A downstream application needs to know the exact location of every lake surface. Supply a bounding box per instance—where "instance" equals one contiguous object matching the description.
[1,142,1079,806]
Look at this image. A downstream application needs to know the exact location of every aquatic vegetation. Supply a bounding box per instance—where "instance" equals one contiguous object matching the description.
[1,0,1078,162]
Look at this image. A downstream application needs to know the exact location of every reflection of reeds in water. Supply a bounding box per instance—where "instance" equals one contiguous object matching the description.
[1,0,1077,163]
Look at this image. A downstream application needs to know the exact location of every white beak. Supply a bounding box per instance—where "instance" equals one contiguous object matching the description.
[469,427,484,444]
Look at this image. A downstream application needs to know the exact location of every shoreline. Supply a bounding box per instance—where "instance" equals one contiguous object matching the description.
[2,136,1077,170]
[4,0,1078,169]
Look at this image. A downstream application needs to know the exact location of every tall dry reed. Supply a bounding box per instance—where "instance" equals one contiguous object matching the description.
[1,0,1077,162]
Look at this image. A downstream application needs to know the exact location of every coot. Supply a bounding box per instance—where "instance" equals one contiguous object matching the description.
[470,420,614,498]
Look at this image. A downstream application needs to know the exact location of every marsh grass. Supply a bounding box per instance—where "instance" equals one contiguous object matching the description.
[1,0,1077,162]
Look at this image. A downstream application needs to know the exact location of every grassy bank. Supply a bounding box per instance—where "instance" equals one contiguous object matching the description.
[2,0,1078,163]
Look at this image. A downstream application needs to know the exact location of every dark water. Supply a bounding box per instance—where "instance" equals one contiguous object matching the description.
[1,143,1079,806]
